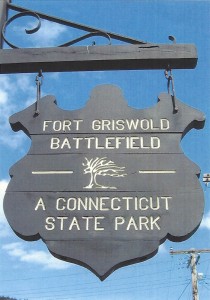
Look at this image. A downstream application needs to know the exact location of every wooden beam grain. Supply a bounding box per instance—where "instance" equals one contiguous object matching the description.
[0,44,197,74]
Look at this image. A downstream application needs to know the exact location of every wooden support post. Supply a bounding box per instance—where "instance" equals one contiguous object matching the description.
[0,0,10,48]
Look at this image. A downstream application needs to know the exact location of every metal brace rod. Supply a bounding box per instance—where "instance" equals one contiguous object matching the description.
[6,2,148,46]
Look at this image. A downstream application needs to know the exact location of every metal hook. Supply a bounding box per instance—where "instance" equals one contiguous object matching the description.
[168,35,176,44]
[34,69,44,116]
[164,67,178,112]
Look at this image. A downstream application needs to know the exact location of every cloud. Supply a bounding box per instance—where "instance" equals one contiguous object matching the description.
[0,89,8,105]
[0,74,35,148]
[0,180,8,219]
[200,211,210,230]
[1,180,70,269]
[13,19,67,48]
[158,244,168,254]
[2,242,71,270]
[32,20,67,47]
[0,179,11,237]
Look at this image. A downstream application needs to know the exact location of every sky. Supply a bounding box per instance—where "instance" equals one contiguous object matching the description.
[1,0,210,299]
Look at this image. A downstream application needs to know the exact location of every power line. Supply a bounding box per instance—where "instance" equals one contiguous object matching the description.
[0,259,173,282]
[178,281,191,300]
[0,256,193,299]
[170,248,210,300]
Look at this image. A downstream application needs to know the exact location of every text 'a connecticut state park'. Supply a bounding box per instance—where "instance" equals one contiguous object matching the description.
[34,195,172,232]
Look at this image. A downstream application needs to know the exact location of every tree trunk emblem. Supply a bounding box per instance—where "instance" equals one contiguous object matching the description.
[83,157,127,189]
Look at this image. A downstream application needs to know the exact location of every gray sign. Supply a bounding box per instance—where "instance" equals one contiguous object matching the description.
[4,85,205,280]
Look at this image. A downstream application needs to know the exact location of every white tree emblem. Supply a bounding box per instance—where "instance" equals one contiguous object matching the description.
[83,157,127,189]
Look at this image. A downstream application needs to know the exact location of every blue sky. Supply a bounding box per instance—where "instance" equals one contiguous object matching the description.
[1,0,210,299]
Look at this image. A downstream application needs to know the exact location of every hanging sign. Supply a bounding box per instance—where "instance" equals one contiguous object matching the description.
[3,85,205,280]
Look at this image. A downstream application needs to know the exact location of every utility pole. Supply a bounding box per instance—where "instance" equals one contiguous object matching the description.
[189,251,199,300]
[203,173,210,187]
[170,248,210,300]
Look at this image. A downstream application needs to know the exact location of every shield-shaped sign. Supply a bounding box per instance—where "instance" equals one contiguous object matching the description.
[4,85,205,280]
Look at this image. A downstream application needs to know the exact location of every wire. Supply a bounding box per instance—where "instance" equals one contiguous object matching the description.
[0,260,174,282]
[166,255,174,300]
[203,282,210,291]
[0,277,189,299]
[0,257,191,299]
[177,281,191,300]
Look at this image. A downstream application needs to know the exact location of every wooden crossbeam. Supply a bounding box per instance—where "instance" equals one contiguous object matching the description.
[0,43,197,74]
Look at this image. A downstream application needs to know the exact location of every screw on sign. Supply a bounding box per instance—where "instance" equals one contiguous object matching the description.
[3,85,205,280]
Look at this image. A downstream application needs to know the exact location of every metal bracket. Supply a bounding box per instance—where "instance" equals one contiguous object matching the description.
[2,0,150,49]
[0,0,197,74]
